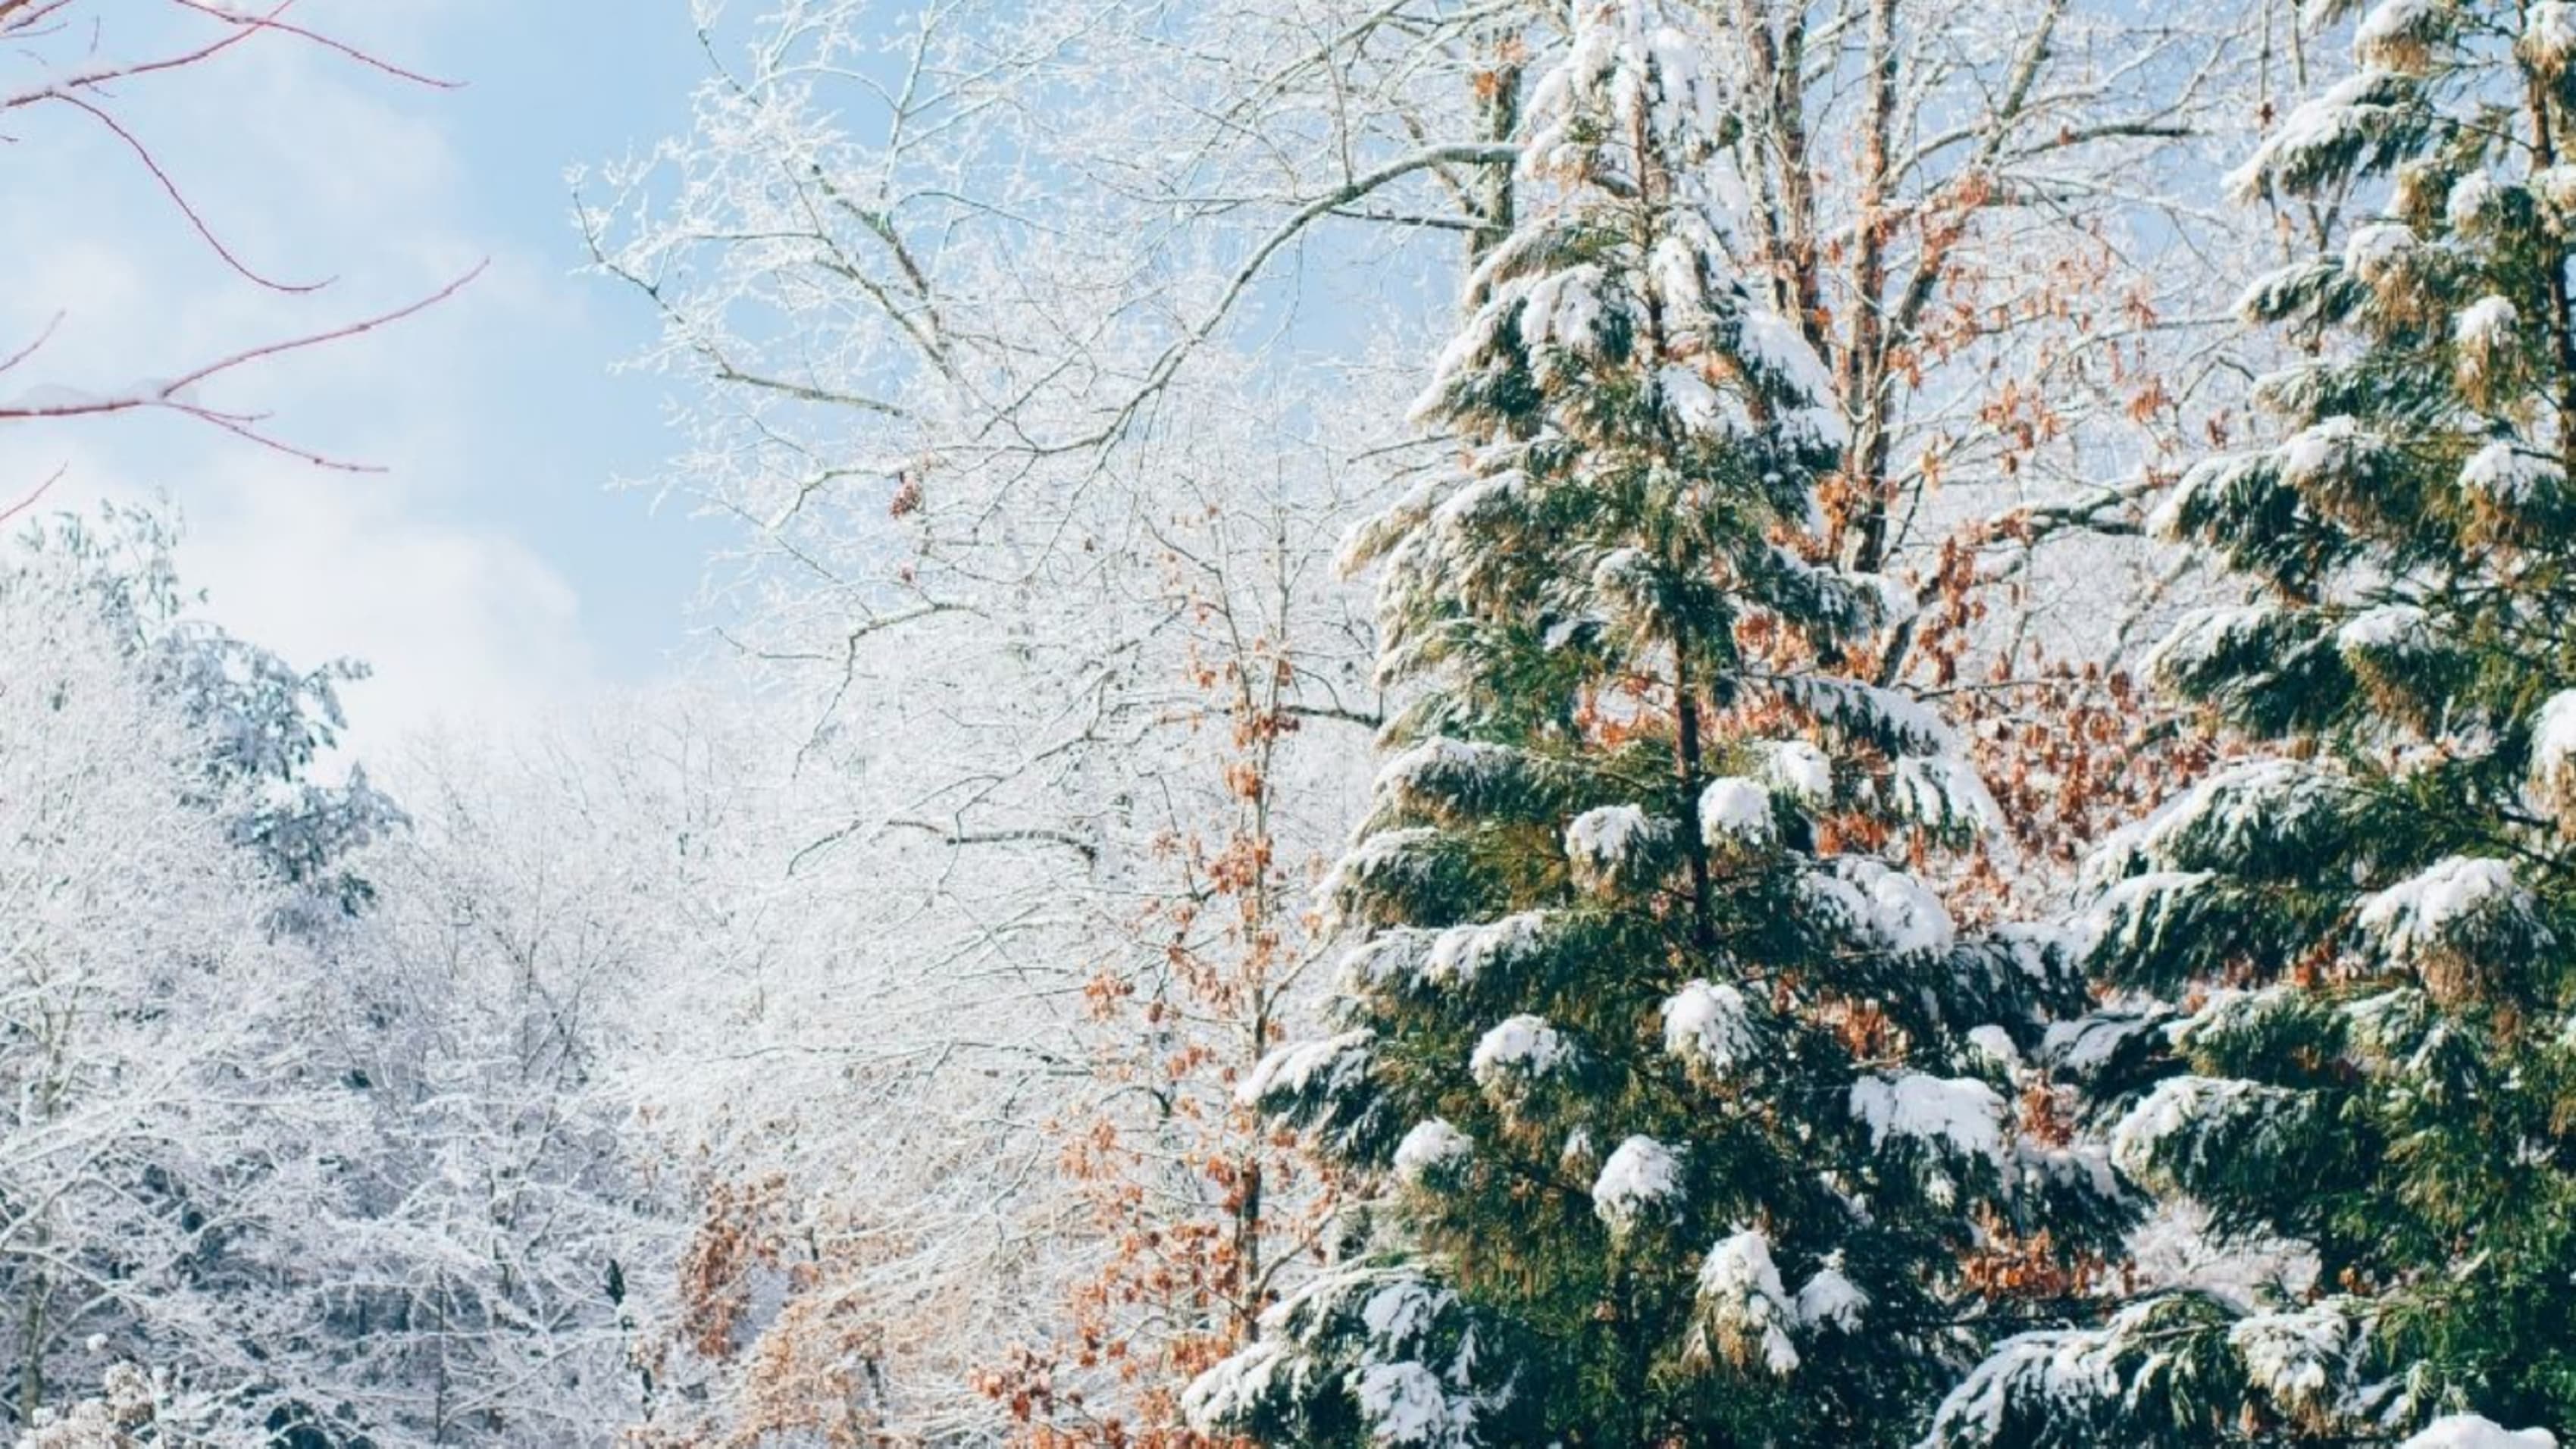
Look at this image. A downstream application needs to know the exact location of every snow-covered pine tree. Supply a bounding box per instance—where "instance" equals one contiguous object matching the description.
[1925,3,2576,1444]
[14,505,405,925]
[1182,3,2127,1444]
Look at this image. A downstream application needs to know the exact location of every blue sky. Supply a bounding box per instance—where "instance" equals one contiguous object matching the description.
[4,2,734,750]
[392,0,725,665]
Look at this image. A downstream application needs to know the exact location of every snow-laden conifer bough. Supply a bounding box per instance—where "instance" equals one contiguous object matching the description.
[1920,0,2576,1441]
[1183,0,2131,1441]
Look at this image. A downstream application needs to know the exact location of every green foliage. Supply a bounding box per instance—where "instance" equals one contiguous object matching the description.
[6,502,405,923]
[1188,3,2127,1444]
[1933,4,2576,1441]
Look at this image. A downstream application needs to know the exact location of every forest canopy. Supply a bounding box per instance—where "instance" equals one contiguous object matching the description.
[10,1,2576,1446]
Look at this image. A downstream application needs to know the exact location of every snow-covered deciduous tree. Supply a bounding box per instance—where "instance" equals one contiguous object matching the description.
[1925,3,2576,1442]
[1720,0,2251,590]
[5,512,653,1446]
[298,734,673,1443]
[1704,0,2323,929]
[1182,5,2129,1442]
[0,530,365,1438]
[1716,0,2302,931]
[969,413,1397,1447]
[513,689,1098,1447]
[574,0,1482,1427]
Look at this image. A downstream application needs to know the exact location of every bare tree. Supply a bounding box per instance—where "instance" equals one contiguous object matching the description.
[0,541,361,1437]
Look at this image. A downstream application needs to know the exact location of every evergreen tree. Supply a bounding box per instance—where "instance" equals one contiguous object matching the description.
[8,503,405,924]
[1185,3,2125,1443]
[1927,3,2576,1444]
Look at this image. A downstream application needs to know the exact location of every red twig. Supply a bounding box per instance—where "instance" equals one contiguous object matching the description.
[47,92,330,293]
[0,313,61,376]
[0,262,489,471]
[1,2,474,471]
[0,464,66,527]
[167,0,462,89]
[18,1,280,94]
[0,1,77,38]
[4,0,460,291]
[171,261,486,396]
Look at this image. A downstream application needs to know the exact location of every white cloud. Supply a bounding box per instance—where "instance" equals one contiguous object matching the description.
[0,449,597,762]
[183,461,594,760]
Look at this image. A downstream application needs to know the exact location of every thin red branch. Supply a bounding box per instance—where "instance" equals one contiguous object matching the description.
[0,313,61,376]
[164,260,486,395]
[0,1,75,37]
[1,1,474,470]
[166,0,462,89]
[44,91,330,293]
[15,1,277,95]
[0,464,66,527]
[5,1,455,103]
[4,1,459,291]
[174,403,374,472]
[0,261,488,471]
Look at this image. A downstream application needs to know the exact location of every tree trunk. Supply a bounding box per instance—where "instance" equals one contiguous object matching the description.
[1841,0,1902,574]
